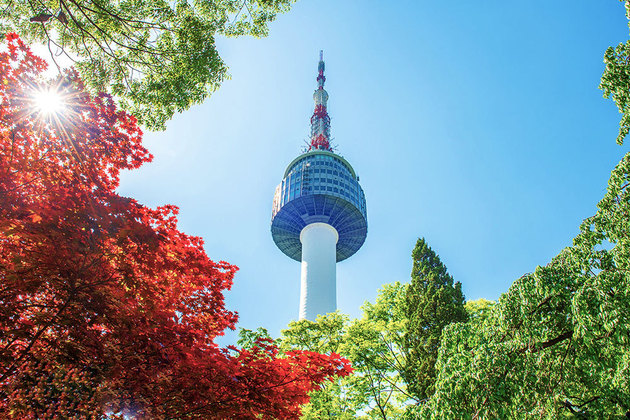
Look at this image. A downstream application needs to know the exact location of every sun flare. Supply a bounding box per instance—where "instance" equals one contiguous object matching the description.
[33,88,65,116]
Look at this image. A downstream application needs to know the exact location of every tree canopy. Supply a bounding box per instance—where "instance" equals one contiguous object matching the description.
[0,34,349,418]
[277,283,415,420]
[0,0,295,129]
[601,0,630,144]
[402,238,467,402]
[417,2,630,416]
[421,149,630,416]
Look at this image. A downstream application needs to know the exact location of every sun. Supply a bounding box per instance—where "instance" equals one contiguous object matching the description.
[33,88,65,116]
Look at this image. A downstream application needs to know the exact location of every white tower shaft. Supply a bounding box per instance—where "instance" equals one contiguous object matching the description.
[299,222,338,320]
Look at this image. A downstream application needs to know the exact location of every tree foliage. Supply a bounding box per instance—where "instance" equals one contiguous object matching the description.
[277,243,470,419]
[402,238,467,402]
[420,4,630,415]
[0,34,350,418]
[279,312,365,420]
[600,0,630,144]
[422,150,630,417]
[279,284,414,420]
[346,283,413,419]
[0,0,294,129]
[464,298,495,324]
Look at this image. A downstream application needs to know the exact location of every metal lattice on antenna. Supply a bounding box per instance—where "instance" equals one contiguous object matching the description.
[310,50,331,151]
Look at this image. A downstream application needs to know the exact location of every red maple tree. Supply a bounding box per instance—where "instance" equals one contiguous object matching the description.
[0,34,351,419]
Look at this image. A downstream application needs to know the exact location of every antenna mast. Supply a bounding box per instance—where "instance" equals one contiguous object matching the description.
[310,51,332,151]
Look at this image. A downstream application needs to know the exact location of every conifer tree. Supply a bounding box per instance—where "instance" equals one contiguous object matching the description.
[402,238,467,401]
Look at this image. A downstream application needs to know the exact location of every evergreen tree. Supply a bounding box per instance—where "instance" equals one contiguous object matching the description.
[402,238,467,401]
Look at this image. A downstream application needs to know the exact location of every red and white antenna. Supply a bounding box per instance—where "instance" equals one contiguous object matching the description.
[309,50,332,151]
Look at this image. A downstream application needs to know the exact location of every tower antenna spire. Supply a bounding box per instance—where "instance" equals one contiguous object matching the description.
[310,50,332,151]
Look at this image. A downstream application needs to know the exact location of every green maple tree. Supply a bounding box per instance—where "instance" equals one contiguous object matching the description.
[0,0,295,129]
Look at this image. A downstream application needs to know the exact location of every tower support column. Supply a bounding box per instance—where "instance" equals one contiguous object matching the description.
[299,222,338,320]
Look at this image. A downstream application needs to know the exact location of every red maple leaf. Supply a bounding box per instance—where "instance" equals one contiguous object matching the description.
[0,34,350,419]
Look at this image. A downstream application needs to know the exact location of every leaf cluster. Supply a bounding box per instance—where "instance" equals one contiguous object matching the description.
[402,238,467,402]
[422,114,630,420]
[417,3,630,416]
[0,35,349,418]
[278,284,415,420]
[0,0,295,129]
[600,0,630,144]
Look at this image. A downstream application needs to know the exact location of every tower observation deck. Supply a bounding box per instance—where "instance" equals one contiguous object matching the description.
[271,51,368,320]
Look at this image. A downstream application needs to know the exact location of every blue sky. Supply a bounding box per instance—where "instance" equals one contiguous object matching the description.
[117,0,628,343]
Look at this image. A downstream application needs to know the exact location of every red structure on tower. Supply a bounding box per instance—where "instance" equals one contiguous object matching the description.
[309,50,332,151]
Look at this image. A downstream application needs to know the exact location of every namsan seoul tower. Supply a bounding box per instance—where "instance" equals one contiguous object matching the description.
[271,51,368,321]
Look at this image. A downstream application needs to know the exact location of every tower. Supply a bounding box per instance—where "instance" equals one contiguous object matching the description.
[271,51,368,321]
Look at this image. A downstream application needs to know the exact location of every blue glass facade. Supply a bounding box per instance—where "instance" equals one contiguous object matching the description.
[271,150,367,262]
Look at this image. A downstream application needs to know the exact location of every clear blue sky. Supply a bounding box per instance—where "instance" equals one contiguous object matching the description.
[117,0,628,344]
